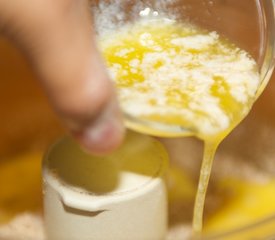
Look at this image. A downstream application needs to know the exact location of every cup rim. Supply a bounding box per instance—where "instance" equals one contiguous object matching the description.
[42,135,168,212]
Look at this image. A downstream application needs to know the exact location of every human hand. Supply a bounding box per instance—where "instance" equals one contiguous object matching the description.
[0,0,125,155]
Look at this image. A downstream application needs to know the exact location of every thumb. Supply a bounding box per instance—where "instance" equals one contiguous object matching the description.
[1,0,125,154]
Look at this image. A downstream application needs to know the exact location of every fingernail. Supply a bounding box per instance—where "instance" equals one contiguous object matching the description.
[77,101,125,155]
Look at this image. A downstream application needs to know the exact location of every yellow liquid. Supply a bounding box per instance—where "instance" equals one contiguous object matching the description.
[100,17,261,235]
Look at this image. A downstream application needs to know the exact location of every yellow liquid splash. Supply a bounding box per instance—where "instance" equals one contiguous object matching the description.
[99,16,261,236]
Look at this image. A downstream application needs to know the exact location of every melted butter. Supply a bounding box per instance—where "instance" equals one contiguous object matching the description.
[204,179,275,236]
[99,17,261,235]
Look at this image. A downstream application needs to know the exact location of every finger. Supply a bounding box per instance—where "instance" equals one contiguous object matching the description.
[0,0,125,154]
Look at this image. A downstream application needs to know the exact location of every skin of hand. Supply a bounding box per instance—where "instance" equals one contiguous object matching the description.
[0,0,125,155]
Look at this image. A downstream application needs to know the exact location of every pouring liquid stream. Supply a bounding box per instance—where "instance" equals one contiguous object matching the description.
[99,15,261,236]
